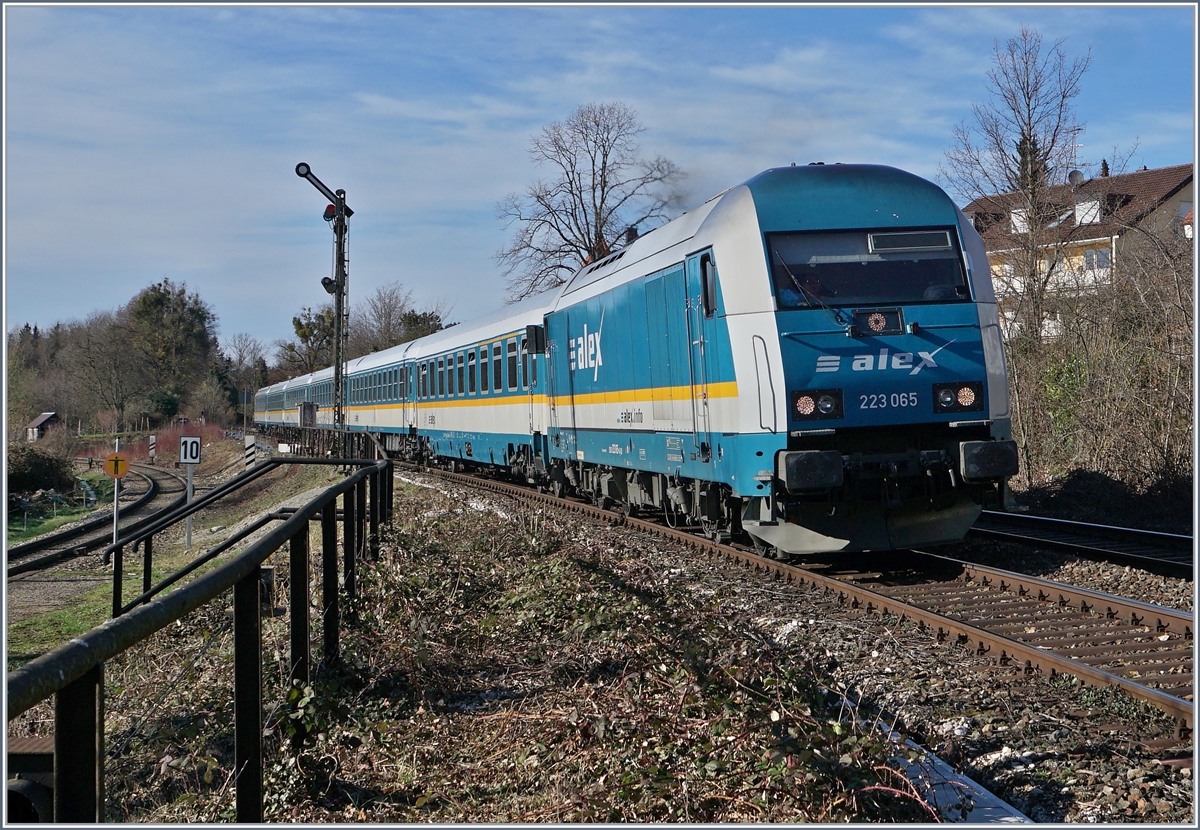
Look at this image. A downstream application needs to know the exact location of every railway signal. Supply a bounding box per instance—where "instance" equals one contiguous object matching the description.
[295,162,353,456]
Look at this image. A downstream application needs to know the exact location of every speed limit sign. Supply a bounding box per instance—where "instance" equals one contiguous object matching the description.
[179,435,202,465]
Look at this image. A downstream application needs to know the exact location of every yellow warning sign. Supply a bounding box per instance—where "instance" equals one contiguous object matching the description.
[103,452,130,479]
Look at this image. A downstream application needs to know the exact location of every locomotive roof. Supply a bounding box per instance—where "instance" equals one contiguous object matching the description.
[743,163,960,232]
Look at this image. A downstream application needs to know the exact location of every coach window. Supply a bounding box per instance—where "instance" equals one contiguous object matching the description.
[492,343,503,392]
[468,351,477,394]
[457,353,465,395]
[419,365,426,399]
[519,337,529,390]
[507,339,519,391]
[435,358,443,397]
[447,357,456,396]
[480,347,489,393]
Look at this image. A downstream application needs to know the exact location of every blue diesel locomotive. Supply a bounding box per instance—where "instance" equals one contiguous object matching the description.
[256,163,1018,555]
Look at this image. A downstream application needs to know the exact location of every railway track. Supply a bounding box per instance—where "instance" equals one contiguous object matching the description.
[969,509,1194,577]
[6,464,188,578]
[408,465,1194,732]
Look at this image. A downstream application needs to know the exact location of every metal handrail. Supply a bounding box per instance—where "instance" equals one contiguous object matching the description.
[6,456,391,822]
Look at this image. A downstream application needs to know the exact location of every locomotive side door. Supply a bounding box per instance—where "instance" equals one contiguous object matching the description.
[545,313,577,460]
[684,250,719,462]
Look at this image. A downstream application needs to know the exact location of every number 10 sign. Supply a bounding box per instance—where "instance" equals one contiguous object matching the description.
[179,435,202,465]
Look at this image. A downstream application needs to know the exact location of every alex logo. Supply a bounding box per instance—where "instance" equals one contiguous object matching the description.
[815,341,953,376]
[568,312,604,380]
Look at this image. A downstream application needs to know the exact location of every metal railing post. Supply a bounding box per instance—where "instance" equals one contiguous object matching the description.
[388,459,394,522]
[356,478,367,559]
[321,503,339,662]
[369,468,380,558]
[142,535,153,596]
[343,488,356,600]
[111,545,123,618]
[289,529,309,686]
[234,567,262,823]
[54,663,103,822]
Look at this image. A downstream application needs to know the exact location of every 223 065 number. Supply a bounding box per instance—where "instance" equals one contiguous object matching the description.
[860,392,918,409]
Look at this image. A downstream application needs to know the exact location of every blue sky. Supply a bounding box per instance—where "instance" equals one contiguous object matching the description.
[4,3,1195,352]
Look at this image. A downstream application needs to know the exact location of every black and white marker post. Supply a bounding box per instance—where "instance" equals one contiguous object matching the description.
[180,435,202,549]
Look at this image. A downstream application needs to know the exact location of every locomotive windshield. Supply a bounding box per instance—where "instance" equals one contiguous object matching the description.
[767,228,970,309]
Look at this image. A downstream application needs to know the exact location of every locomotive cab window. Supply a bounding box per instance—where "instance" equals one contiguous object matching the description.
[767,227,969,309]
[701,253,717,318]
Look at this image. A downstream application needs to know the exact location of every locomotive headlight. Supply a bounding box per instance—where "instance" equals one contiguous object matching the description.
[933,381,985,413]
[792,389,842,421]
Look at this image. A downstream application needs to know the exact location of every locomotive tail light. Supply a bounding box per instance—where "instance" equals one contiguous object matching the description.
[933,381,984,413]
[792,389,842,421]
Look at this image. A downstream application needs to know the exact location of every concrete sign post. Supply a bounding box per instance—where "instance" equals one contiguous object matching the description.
[180,436,201,550]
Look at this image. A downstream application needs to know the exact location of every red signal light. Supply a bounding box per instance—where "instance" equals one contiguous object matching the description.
[323,204,336,221]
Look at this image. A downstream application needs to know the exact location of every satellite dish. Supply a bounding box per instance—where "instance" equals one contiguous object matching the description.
[1068,169,1085,187]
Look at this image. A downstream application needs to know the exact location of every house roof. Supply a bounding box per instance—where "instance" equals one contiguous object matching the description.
[962,163,1193,250]
[26,412,57,429]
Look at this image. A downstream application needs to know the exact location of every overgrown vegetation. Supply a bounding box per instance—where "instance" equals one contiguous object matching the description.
[26,481,946,822]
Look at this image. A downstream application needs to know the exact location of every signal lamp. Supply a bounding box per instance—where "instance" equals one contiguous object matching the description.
[323,204,336,221]
[792,389,842,421]
[933,381,984,413]
[321,276,338,295]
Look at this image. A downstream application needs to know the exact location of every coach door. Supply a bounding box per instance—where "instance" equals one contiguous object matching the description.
[685,250,718,462]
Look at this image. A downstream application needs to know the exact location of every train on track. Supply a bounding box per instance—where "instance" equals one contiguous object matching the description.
[256,163,1018,555]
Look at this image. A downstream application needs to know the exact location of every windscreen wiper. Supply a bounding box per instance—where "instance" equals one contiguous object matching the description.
[774,250,849,329]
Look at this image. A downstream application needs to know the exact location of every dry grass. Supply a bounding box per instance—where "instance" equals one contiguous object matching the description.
[83,477,942,822]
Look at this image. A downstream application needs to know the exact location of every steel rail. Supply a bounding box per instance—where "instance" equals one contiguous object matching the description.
[416,466,1194,730]
[6,465,188,577]
[6,460,386,720]
[971,510,1194,575]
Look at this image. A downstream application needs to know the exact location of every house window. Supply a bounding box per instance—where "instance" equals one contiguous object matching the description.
[1010,208,1028,233]
[1084,248,1111,273]
[1075,199,1100,225]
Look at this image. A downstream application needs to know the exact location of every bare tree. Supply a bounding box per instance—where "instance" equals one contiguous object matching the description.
[61,311,149,433]
[496,102,684,300]
[941,26,1092,343]
[224,332,268,419]
[345,281,450,358]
